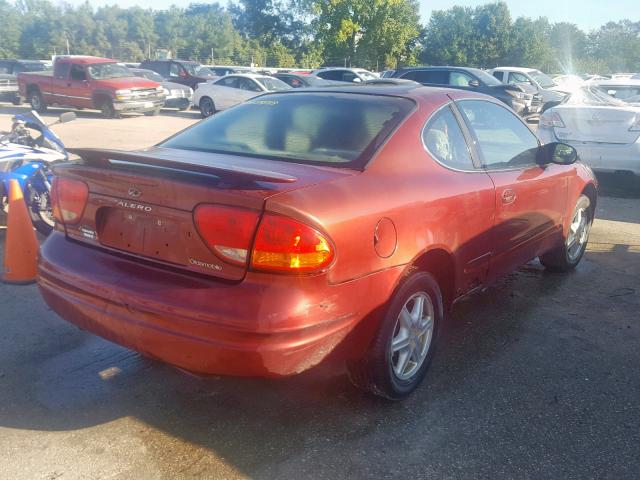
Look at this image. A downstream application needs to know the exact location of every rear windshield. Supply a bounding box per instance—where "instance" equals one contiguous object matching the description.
[161,92,414,167]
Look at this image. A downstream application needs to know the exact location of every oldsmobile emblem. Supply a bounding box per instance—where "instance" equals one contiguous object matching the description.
[128,186,142,198]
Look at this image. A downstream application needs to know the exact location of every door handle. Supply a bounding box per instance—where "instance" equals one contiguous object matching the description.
[501,189,517,205]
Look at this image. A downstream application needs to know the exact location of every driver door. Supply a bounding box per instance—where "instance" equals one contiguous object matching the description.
[454,97,569,282]
[68,64,92,108]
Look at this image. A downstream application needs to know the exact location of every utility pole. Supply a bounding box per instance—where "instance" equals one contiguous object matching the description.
[66,37,70,55]
[211,48,214,65]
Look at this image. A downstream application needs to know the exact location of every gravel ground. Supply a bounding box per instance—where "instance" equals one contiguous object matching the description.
[0,103,639,480]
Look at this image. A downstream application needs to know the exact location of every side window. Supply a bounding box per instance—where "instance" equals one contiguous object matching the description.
[216,76,239,88]
[458,100,539,169]
[70,64,86,81]
[343,71,358,82]
[155,62,170,77]
[316,70,342,81]
[169,63,183,76]
[0,62,10,74]
[509,72,531,85]
[492,71,504,82]
[401,70,448,85]
[238,78,262,92]
[423,106,475,170]
[54,62,71,79]
[449,71,474,87]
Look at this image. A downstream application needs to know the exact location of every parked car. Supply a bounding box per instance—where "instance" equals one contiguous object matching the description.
[0,59,49,105]
[193,73,291,117]
[18,56,165,118]
[273,73,338,88]
[130,68,193,111]
[593,78,640,102]
[538,85,640,177]
[39,84,596,399]
[139,59,217,90]
[489,67,568,112]
[312,67,378,83]
[392,66,532,116]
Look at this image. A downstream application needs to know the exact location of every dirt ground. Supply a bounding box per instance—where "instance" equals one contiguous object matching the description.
[0,104,639,480]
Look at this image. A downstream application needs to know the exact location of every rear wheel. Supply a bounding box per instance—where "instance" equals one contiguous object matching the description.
[11,96,21,106]
[199,97,216,118]
[144,107,161,116]
[347,271,442,400]
[540,194,592,271]
[25,184,54,236]
[28,90,47,112]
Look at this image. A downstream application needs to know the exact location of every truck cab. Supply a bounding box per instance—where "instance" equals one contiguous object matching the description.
[18,56,166,118]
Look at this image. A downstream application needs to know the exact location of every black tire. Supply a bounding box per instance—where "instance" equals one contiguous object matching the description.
[100,99,117,119]
[28,90,47,112]
[199,97,216,118]
[144,107,161,116]
[178,104,191,112]
[25,185,54,236]
[540,194,592,272]
[347,271,443,400]
[11,96,21,106]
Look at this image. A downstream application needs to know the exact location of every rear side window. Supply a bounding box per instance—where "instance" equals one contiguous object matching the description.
[316,70,344,81]
[161,93,414,167]
[449,71,474,87]
[216,76,239,88]
[54,62,71,79]
[458,100,539,169]
[492,71,504,82]
[400,70,448,85]
[0,62,10,74]
[423,106,474,170]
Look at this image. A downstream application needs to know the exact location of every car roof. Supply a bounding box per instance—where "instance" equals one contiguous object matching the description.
[221,73,273,80]
[491,67,536,73]
[55,56,115,65]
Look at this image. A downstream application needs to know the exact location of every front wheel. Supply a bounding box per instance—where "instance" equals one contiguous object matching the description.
[199,97,216,118]
[347,271,442,400]
[25,184,54,236]
[100,99,117,119]
[540,194,592,271]
[144,108,161,116]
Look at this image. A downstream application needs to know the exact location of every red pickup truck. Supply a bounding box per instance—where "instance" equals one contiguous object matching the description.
[18,56,166,118]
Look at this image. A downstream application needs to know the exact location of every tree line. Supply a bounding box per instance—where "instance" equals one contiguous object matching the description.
[0,0,638,74]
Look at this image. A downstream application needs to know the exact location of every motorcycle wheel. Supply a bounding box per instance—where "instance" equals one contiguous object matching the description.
[25,185,54,236]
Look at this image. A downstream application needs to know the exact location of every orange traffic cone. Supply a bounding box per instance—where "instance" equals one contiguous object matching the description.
[2,179,39,284]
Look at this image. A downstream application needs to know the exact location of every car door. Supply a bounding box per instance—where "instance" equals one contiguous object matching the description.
[211,76,240,110]
[51,60,72,103]
[422,103,495,294]
[454,97,569,282]
[168,61,187,86]
[67,63,93,108]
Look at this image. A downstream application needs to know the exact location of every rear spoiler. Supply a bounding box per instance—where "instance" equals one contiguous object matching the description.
[67,148,298,184]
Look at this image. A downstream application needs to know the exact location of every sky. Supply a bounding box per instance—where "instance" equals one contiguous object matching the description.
[49,0,640,31]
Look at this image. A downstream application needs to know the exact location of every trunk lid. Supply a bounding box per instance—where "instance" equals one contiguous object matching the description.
[57,147,355,281]
[553,105,640,144]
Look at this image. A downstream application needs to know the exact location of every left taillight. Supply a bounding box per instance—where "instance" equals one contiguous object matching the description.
[51,176,89,225]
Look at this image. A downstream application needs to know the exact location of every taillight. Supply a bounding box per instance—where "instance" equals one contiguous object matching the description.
[539,110,566,128]
[51,176,89,225]
[194,204,260,265]
[251,214,334,273]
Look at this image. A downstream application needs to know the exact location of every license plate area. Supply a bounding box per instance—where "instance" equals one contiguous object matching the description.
[96,207,187,265]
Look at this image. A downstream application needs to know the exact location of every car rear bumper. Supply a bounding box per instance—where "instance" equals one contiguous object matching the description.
[38,233,400,377]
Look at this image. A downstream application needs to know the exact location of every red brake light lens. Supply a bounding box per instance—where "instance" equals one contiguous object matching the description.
[51,176,89,225]
[251,214,334,272]
[194,205,260,265]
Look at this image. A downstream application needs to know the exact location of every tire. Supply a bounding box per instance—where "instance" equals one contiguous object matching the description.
[11,96,21,106]
[100,99,117,119]
[25,185,54,236]
[178,104,191,112]
[540,194,592,272]
[144,107,161,116]
[199,97,216,118]
[28,90,47,112]
[347,271,443,400]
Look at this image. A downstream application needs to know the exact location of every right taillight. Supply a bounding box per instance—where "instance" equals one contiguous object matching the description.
[251,214,334,273]
[51,176,89,225]
[539,110,566,128]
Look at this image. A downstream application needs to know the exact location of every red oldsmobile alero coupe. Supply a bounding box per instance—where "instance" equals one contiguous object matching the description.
[38,84,597,399]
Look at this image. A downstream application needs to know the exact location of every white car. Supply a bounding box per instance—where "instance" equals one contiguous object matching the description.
[193,74,291,117]
[538,86,640,176]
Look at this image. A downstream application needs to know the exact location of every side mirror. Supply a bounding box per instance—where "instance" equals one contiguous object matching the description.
[59,112,77,124]
[352,77,362,83]
[468,79,480,88]
[540,142,577,165]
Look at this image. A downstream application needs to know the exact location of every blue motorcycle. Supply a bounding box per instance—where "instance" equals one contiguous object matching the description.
[0,111,76,235]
